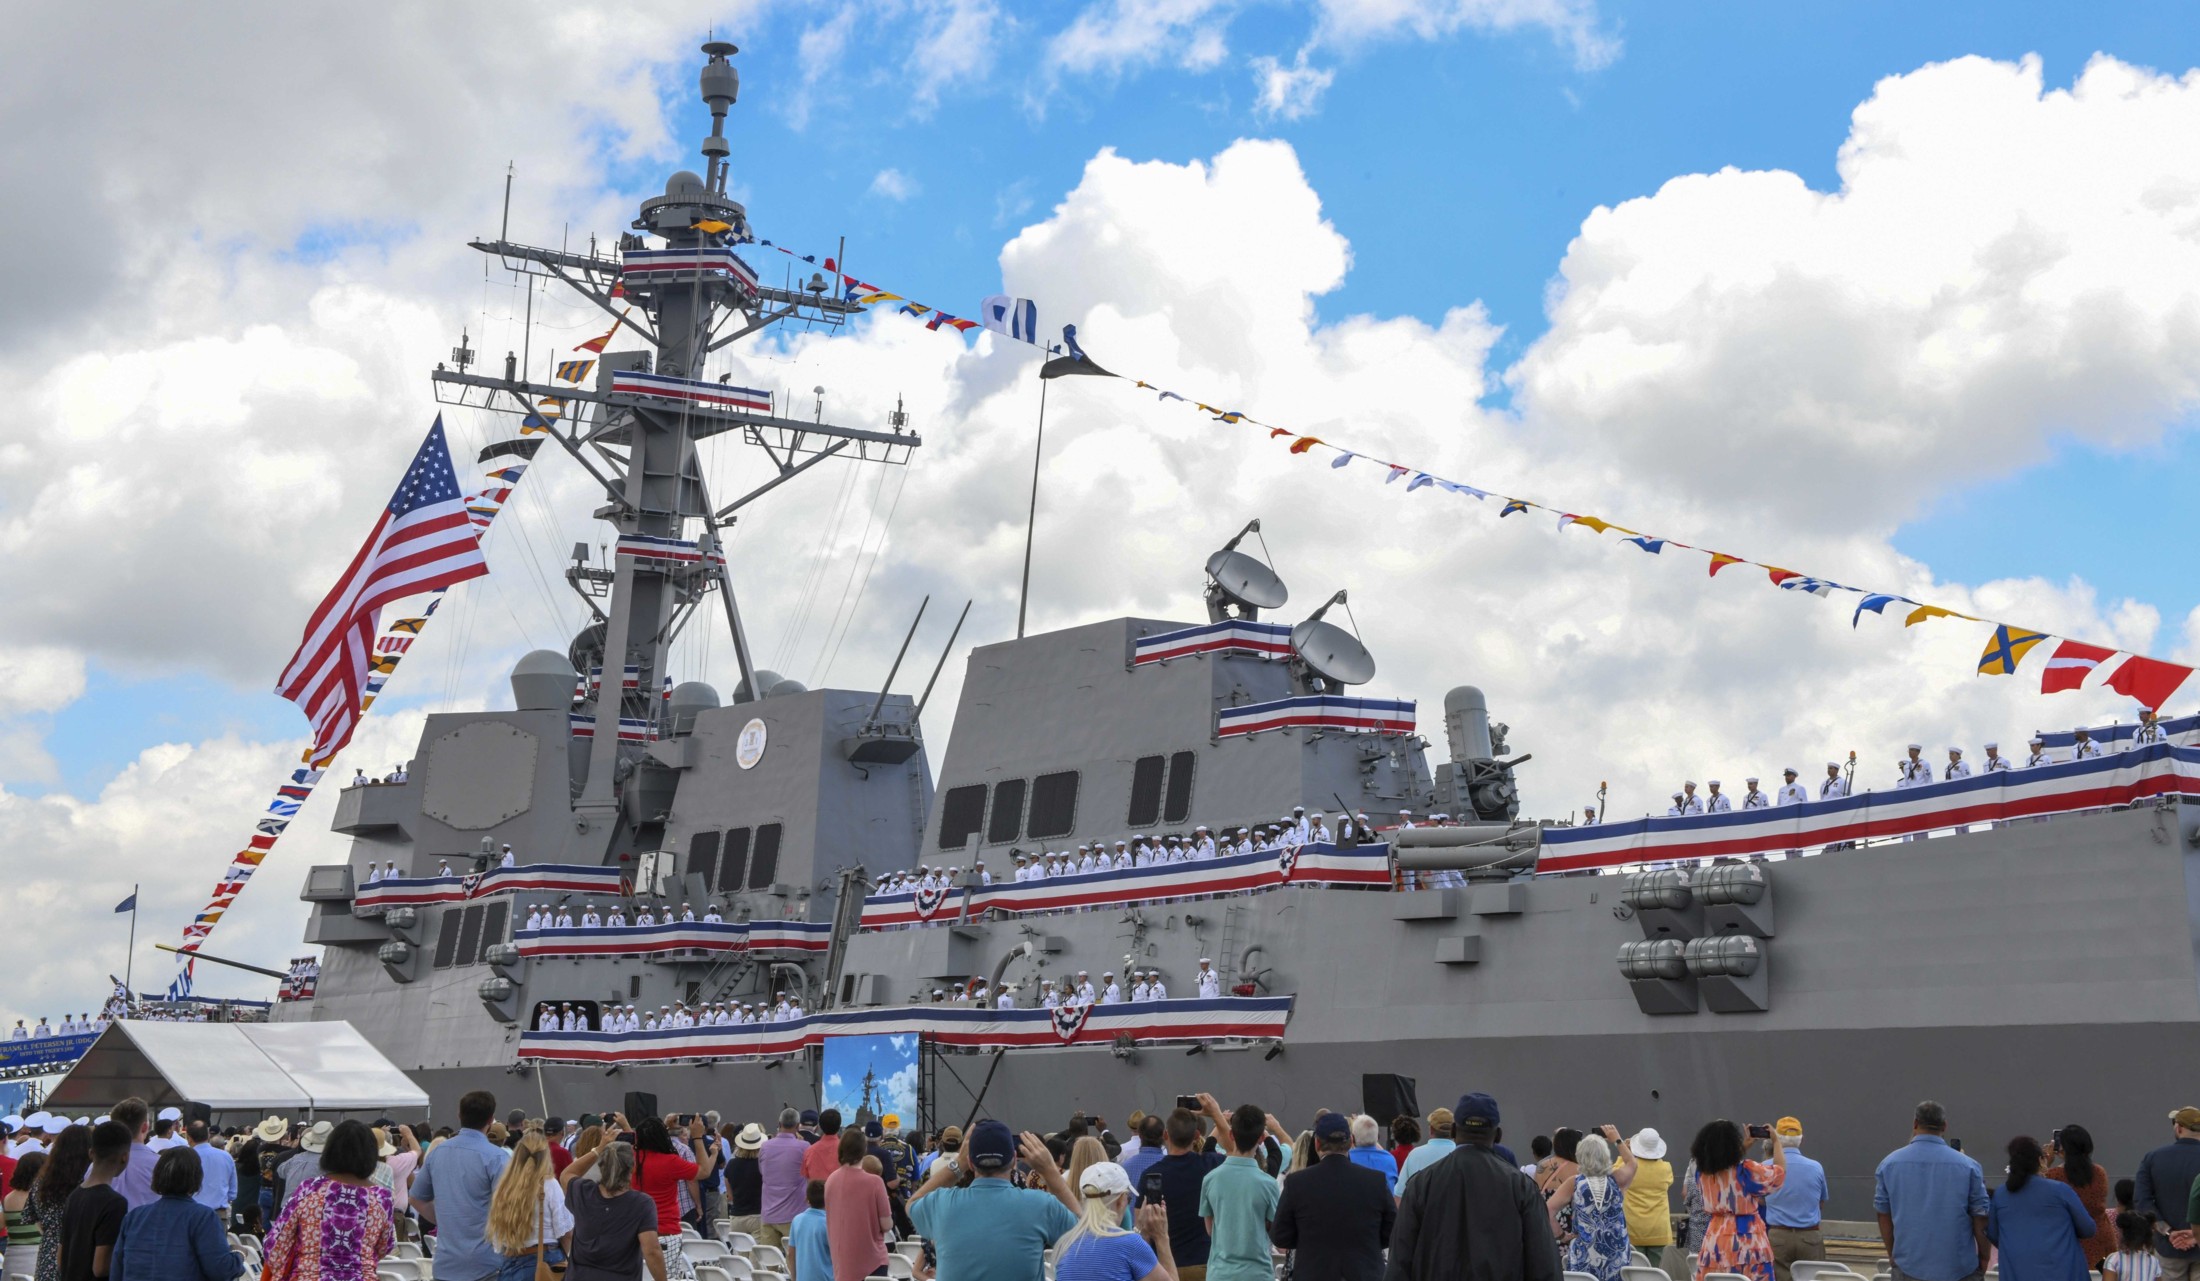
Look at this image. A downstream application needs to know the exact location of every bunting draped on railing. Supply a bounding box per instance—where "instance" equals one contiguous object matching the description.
[748,235,2195,710]
[1539,742,2200,873]
[170,424,546,983]
[858,842,1391,929]
[518,995,1295,1064]
[513,918,831,958]
[351,864,627,914]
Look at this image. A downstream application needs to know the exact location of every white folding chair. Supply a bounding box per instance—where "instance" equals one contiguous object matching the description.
[682,1225,705,1241]
[723,1232,757,1256]
[885,1255,915,1280]
[719,1258,755,1281]
[750,1245,789,1274]
[1630,1251,1651,1267]
[695,1265,734,1281]
[713,1218,734,1241]
[892,1241,926,1262]
[754,1271,789,1281]
[686,1240,733,1264]
[388,1241,423,1260]
[1565,1272,1601,1281]
[1705,1274,1753,1281]
[1621,1267,1669,1281]
[376,1268,410,1281]
[1792,1263,1863,1281]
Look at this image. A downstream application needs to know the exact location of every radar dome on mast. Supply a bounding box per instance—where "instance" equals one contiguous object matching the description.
[1203,518,1288,622]
[1288,590,1375,693]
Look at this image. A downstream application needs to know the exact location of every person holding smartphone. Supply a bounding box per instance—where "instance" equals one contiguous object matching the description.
[1688,1120,1786,1281]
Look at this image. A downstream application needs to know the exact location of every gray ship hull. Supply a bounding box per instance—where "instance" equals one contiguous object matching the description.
[328,804,2200,1218]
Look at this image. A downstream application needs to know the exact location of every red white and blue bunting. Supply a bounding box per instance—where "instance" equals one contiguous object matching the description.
[859,842,1390,929]
[1216,695,1415,738]
[1539,742,2200,873]
[619,246,760,292]
[517,995,1295,1064]
[609,368,773,414]
[353,864,626,915]
[1133,620,1293,665]
[514,918,831,958]
[614,534,724,567]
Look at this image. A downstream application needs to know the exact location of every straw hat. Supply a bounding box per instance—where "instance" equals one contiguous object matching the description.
[254,1116,288,1143]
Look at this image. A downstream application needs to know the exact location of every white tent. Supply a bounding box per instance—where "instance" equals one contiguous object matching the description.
[43,1020,428,1115]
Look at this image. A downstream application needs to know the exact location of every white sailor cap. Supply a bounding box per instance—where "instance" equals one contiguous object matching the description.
[1293,805,1305,813]
[1907,742,1922,751]
[931,988,944,996]
[0,1115,17,1132]
[1745,776,1759,784]
[1103,971,1114,978]
[1783,767,1798,775]
[1195,825,1208,832]
[1683,780,1696,787]
[1398,808,1412,815]
[1198,957,1212,964]
[2030,734,2046,743]
[73,1117,90,1127]
[1671,791,1683,799]
[90,1116,107,1126]
[1825,761,1840,769]
[1947,746,1963,754]
[2075,727,2093,736]
[1077,844,1090,852]
[1982,742,1998,751]
[23,1112,50,1130]
[157,1106,183,1122]
[1707,780,1720,787]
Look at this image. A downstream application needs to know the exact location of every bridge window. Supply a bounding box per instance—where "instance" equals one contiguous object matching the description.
[720,829,750,894]
[1027,771,1080,839]
[749,823,782,889]
[1127,756,1166,827]
[477,901,509,962]
[938,784,987,850]
[454,904,485,966]
[689,830,721,891]
[431,910,463,969]
[987,778,1027,843]
[1163,751,1196,824]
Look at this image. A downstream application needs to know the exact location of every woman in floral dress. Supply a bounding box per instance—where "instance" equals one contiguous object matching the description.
[1690,1120,1787,1281]
[263,1121,396,1281]
[1555,1129,1639,1281]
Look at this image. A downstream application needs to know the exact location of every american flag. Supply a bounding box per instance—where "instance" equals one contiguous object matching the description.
[275,418,488,762]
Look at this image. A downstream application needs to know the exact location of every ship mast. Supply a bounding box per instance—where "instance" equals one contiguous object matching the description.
[430,41,918,861]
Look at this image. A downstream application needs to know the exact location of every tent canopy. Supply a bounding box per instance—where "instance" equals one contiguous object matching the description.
[43,1020,429,1115]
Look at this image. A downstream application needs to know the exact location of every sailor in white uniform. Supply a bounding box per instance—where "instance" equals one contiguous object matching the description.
[580,903,602,928]
[2026,736,2052,767]
[1705,780,1732,813]
[2132,709,2171,747]
[1128,972,1149,1002]
[1307,814,1331,844]
[1193,827,1217,860]
[1679,782,1704,815]
[636,906,656,926]
[1196,959,1221,999]
[1041,985,1061,1009]
[2072,728,2104,759]
[1665,792,1686,818]
[1581,806,1599,825]
[607,905,627,927]
[1776,769,1807,806]
[1397,809,1417,829]
[553,905,575,929]
[1099,972,1123,1004]
[1980,742,2011,773]
[1944,747,1973,781]
[995,985,1016,1009]
[537,1005,560,1031]
[1741,778,1769,810]
[1288,807,1312,844]
[524,904,543,930]
[785,996,805,1020]
[680,903,696,923]
[1146,971,1168,1000]
[1820,763,1850,801]
[7,1021,25,1041]
[1073,971,1096,1004]
[499,844,516,868]
[702,904,722,923]
[437,860,453,877]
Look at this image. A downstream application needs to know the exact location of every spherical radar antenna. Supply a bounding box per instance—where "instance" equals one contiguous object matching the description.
[1289,589,1376,686]
[1204,549,1288,612]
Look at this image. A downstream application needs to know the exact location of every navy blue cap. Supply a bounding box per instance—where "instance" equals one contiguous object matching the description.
[864,1119,883,1138]
[799,1109,820,1124]
[967,1119,1017,1171]
[1455,1092,1500,1129]
[1313,1112,1350,1141]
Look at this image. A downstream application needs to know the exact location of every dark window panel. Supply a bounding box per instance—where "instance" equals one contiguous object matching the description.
[454,904,485,967]
[720,829,750,895]
[430,909,463,970]
[1027,771,1080,839]
[1127,755,1166,827]
[749,823,782,889]
[987,778,1028,844]
[938,784,988,850]
[688,830,721,893]
[1163,751,1196,824]
[477,901,510,962]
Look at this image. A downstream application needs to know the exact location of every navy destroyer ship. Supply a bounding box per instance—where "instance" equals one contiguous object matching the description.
[275,43,2200,1214]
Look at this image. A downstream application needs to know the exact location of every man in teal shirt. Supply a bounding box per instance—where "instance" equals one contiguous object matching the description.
[1394,1108,1457,1199]
[1200,1103,1282,1281]
[908,1119,1078,1281]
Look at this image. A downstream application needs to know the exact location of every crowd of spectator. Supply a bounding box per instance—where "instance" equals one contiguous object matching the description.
[4,1087,2197,1281]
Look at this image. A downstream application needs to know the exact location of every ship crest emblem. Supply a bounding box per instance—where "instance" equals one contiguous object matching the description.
[912,885,951,919]
[1050,1002,1091,1041]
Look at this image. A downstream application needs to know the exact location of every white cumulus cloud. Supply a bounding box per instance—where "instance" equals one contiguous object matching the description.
[1251,50,1337,120]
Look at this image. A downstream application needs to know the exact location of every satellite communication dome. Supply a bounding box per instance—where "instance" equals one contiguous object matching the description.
[510,650,580,712]
[731,669,785,704]
[667,681,721,736]
[767,677,809,697]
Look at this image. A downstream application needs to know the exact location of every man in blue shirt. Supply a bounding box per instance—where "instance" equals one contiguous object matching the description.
[411,1090,513,1281]
[907,1119,1078,1281]
[1395,1108,1457,1199]
[1765,1117,1829,1281]
[186,1121,238,1222]
[1121,1114,1166,1189]
[1873,1101,1988,1281]
[2134,1105,2200,1278]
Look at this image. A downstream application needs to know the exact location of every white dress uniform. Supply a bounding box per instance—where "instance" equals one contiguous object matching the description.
[1679,790,1704,815]
[2027,744,2052,767]
[1944,755,1973,781]
[1819,774,1850,801]
[581,908,602,928]
[554,909,575,928]
[525,908,544,930]
[608,909,627,927]
[1147,977,1167,1000]
[2132,720,2171,747]
[499,847,516,868]
[1100,980,1122,1004]
[703,908,722,923]
[1308,819,1331,844]
[1741,785,1769,810]
[537,1007,558,1030]
[1042,989,1061,1009]
[637,910,655,926]
[1193,834,1217,860]
[996,990,1016,1009]
[1196,965,1222,999]
[1129,978,1149,1003]
[1777,778,1808,805]
[2072,736,2103,759]
[1705,790,1732,813]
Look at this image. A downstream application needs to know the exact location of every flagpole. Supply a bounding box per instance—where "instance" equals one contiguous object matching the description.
[1016,376,1048,640]
[124,883,138,996]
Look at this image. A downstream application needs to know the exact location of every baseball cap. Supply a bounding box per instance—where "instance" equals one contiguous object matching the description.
[1454,1092,1500,1130]
[967,1119,1017,1171]
[882,1113,901,1130]
[799,1109,820,1125]
[1313,1113,1351,1142]
[1426,1107,1454,1131]
[2170,1106,2200,1129]
[938,1125,963,1150]
[1775,1116,1803,1137]
[1078,1162,1133,1197]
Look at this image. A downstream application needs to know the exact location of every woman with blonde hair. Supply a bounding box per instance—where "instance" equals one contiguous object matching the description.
[570,1125,605,1163]
[1050,1162,1176,1281]
[486,1130,573,1281]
